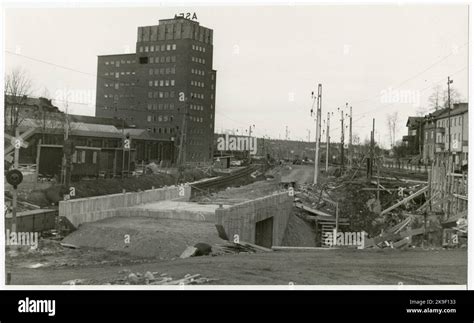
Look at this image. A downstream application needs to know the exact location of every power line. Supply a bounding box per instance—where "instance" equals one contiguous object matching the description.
[329,65,468,136]
[350,42,468,106]
[351,65,468,119]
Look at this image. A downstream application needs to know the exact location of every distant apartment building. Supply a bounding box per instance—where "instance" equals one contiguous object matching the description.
[433,103,468,167]
[422,107,448,163]
[95,16,217,164]
[402,116,424,156]
[418,103,468,168]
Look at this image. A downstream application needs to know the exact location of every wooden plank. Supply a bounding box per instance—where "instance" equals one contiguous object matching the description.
[322,197,338,207]
[393,237,410,248]
[295,202,333,217]
[442,209,467,224]
[447,173,464,177]
[237,241,273,252]
[373,176,427,184]
[370,181,392,194]
[416,192,439,212]
[452,193,468,201]
[365,227,426,248]
[380,186,428,215]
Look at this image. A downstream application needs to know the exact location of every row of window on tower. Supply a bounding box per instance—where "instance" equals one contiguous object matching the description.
[147,102,175,111]
[104,71,136,78]
[189,128,205,135]
[190,104,204,111]
[191,68,205,76]
[147,91,176,99]
[104,59,136,67]
[139,43,177,53]
[191,80,205,88]
[147,115,174,123]
[149,127,175,135]
[191,57,206,64]
[103,94,136,99]
[191,44,206,52]
[100,105,136,111]
[188,140,205,147]
[148,79,176,87]
[190,92,204,100]
[105,82,136,89]
[190,116,204,123]
[148,56,177,64]
[149,67,176,75]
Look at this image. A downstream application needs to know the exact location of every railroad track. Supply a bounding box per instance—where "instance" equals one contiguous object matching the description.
[190,165,263,195]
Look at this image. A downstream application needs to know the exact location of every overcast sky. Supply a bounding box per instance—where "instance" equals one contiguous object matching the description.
[4,4,469,148]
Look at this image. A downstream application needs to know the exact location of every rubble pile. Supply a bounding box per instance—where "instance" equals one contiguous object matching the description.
[109,271,218,285]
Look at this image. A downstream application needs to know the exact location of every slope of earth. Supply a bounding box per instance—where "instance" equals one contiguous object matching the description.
[62,216,225,259]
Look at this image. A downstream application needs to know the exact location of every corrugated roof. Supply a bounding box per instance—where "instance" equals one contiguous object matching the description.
[16,118,169,141]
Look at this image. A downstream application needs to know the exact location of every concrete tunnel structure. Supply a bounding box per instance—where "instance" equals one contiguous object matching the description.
[58,184,294,248]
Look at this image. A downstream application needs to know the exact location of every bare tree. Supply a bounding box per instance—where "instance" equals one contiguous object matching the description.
[386,112,399,149]
[428,85,463,111]
[4,68,33,135]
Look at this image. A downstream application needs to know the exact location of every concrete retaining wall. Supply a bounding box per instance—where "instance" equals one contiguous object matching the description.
[116,207,217,222]
[59,185,191,228]
[215,192,293,246]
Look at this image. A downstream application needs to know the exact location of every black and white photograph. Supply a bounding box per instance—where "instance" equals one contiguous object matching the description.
[3,2,469,290]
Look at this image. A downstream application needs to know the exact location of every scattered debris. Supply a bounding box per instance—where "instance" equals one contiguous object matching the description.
[62,279,89,285]
[193,243,212,256]
[180,246,198,259]
[107,271,217,285]
[60,243,79,249]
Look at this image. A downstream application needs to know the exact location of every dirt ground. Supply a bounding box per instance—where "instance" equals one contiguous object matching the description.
[7,247,466,285]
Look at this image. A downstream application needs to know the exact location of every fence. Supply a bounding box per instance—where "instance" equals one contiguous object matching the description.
[5,209,58,232]
[383,161,428,173]
[428,157,468,221]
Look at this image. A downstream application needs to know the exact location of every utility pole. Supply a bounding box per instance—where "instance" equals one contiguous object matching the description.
[63,100,71,186]
[285,126,290,161]
[121,118,125,178]
[325,112,330,172]
[447,77,453,157]
[340,109,344,169]
[349,105,353,169]
[447,77,453,219]
[370,118,375,179]
[11,127,20,233]
[248,124,254,164]
[307,129,311,143]
[313,84,322,185]
[177,93,189,168]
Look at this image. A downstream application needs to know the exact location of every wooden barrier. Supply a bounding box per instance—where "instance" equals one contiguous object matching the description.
[5,209,58,232]
[428,157,468,221]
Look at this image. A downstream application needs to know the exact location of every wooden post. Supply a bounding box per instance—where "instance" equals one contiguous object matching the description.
[35,139,42,182]
[11,128,21,233]
[113,149,117,178]
[376,158,380,201]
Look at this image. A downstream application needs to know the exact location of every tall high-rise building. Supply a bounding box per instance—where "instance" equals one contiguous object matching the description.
[96,16,217,163]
